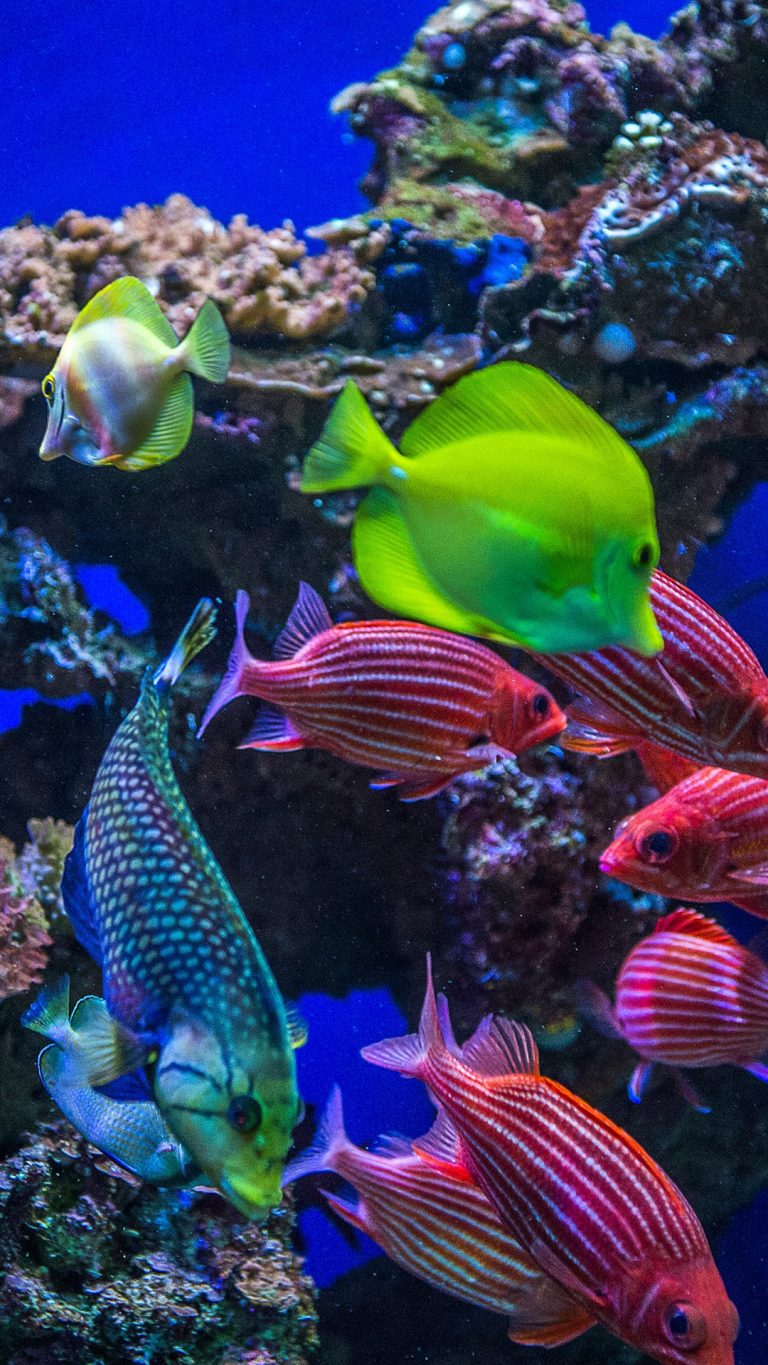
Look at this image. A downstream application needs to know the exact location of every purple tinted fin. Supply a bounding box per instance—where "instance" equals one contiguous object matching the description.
[461,1015,539,1078]
[743,1061,768,1084]
[273,582,333,660]
[413,1108,462,1165]
[654,660,698,718]
[573,980,623,1041]
[746,926,768,966]
[282,1085,347,1187]
[370,771,454,801]
[61,812,103,965]
[198,591,252,736]
[321,1189,371,1236]
[673,1069,711,1114]
[239,702,306,752]
[368,1131,413,1158]
[628,1062,653,1104]
[362,956,444,1075]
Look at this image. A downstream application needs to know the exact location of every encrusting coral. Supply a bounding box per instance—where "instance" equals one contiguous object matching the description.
[0,1123,317,1365]
[0,836,52,1002]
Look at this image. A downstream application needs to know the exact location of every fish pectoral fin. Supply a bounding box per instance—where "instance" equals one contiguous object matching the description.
[354,487,482,633]
[527,1235,608,1314]
[465,741,514,766]
[113,372,194,471]
[562,697,638,757]
[69,995,149,1086]
[71,276,178,346]
[727,863,768,886]
[507,1302,596,1348]
[285,1004,309,1050]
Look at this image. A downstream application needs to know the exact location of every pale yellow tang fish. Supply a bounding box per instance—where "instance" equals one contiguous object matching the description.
[40,276,230,472]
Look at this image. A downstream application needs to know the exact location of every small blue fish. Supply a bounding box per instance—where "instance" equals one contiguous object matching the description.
[24,601,302,1217]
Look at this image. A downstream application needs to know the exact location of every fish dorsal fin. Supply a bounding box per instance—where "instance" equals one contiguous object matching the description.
[116,371,194,472]
[273,583,333,660]
[461,1015,540,1077]
[400,362,631,468]
[354,487,497,635]
[61,812,103,965]
[413,1108,462,1164]
[653,909,738,948]
[71,276,178,347]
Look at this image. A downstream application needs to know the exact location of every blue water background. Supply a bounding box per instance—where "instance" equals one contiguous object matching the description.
[5,0,768,1356]
[5,0,674,232]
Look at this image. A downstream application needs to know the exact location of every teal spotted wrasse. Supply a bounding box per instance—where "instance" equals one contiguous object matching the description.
[24,600,301,1217]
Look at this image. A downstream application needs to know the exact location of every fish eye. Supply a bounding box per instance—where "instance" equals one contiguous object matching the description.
[631,540,657,573]
[42,374,55,402]
[639,828,678,863]
[664,1302,706,1350]
[531,692,551,718]
[227,1095,263,1134]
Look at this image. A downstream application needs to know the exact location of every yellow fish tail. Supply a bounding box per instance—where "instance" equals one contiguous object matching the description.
[301,381,398,493]
[181,299,231,383]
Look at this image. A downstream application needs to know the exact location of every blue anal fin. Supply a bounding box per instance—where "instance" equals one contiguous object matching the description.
[97,1068,153,1103]
[61,809,102,965]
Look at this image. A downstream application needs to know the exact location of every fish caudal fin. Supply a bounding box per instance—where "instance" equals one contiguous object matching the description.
[361,955,445,1077]
[301,381,398,493]
[154,598,217,690]
[282,1085,348,1186]
[198,591,253,735]
[21,975,71,1043]
[114,372,193,471]
[181,298,231,383]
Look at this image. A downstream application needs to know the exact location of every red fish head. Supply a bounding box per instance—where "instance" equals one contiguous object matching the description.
[490,672,566,754]
[614,1255,738,1364]
[599,795,729,900]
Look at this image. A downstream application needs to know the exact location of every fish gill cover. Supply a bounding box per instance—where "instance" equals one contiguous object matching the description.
[1,0,768,1362]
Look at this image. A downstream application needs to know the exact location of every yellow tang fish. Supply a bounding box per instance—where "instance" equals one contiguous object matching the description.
[39,275,230,472]
[301,362,663,656]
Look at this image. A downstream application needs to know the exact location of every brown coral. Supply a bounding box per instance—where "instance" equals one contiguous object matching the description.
[0,837,51,1001]
[0,193,386,362]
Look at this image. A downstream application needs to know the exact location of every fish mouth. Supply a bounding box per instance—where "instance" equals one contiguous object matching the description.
[219,1174,276,1221]
[599,852,618,877]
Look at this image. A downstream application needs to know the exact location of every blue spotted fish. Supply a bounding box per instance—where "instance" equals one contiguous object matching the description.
[24,600,302,1217]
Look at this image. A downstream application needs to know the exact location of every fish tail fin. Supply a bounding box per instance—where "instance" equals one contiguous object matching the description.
[180,298,231,382]
[21,974,71,1043]
[361,955,445,1078]
[282,1085,348,1186]
[301,381,398,493]
[154,598,218,690]
[198,591,254,735]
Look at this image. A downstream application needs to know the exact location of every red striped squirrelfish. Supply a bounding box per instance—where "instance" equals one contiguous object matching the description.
[283,1086,595,1348]
[538,569,768,778]
[199,584,565,801]
[600,749,768,918]
[578,909,768,1108]
[363,964,739,1365]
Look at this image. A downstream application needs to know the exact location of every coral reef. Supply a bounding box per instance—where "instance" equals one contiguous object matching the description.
[0,836,52,1003]
[0,1122,317,1365]
[2,0,768,1360]
[0,195,386,360]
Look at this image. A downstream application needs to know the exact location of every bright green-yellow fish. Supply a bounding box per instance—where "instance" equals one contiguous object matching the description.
[39,276,230,472]
[301,362,663,656]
